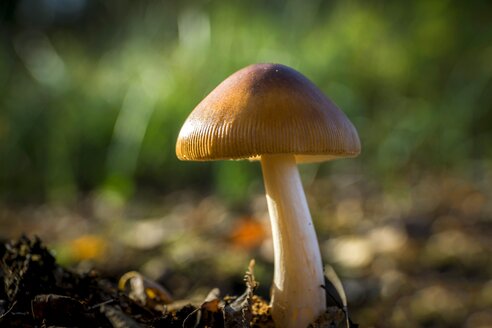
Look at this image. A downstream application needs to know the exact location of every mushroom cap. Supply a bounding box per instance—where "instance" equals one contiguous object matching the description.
[176,63,361,163]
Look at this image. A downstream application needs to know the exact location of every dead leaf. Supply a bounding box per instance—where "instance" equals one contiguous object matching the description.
[69,235,107,261]
[223,259,259,328]
[229,217,266,249]
[118,271,173,309]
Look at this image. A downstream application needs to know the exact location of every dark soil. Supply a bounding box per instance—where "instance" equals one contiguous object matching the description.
[0,236,346,327]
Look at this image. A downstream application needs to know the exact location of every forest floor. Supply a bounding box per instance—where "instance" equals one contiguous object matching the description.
[0,236,346,327]
[1,172,491,327]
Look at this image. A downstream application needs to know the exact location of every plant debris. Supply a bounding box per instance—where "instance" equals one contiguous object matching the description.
[0,236,348,327]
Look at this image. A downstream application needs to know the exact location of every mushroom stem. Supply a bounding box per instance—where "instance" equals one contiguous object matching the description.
[260,154,326,328]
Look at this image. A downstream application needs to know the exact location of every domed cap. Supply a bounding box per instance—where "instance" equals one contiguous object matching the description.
[176,63,360,163]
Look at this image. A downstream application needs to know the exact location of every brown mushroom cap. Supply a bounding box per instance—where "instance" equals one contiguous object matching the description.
[176,63,361,163]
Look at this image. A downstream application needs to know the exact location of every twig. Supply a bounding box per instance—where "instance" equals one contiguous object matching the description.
[0,301,17,320]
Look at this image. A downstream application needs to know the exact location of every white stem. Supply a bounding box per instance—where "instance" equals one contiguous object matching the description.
[260,154,326,328]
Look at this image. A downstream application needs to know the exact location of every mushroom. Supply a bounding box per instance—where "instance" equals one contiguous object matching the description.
[176,63,360,328]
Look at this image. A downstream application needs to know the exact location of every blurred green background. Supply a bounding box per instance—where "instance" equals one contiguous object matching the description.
[1,0,491,203]
[1,1,491,327]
